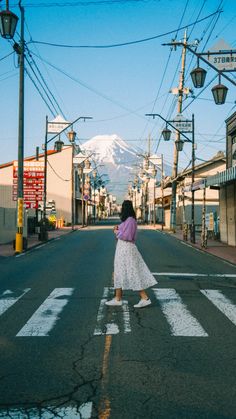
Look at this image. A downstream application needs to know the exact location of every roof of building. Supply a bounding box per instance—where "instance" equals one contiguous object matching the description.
[0,146,71,170]
[164,152,226,188]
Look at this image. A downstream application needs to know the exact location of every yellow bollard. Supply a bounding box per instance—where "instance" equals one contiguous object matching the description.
[15,232,23,253]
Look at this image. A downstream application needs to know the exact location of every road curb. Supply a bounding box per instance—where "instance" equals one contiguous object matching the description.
[14,228,78,257]
[156,229,236,267]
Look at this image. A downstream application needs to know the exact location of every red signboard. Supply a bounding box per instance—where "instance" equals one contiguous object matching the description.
[13,161,44,208]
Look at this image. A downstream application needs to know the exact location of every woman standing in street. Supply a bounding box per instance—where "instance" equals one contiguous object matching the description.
[106,200,157,308]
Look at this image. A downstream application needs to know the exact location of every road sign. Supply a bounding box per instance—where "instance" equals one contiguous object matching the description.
[12,161,44,205]
[149,154,162,167]
[172,114,192,133]
[83,194,90,201]
[47,115,70,133]
[207,40,236,72]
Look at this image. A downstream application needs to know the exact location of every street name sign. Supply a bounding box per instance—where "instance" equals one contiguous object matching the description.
[172,114,192,133]
[149,154,162,167]
[47,115,70,134]
[207,39,236,72]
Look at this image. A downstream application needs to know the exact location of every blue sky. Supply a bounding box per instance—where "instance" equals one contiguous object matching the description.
[0,0,235,179]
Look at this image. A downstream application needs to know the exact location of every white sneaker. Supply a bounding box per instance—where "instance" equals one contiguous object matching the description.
[105,298,122,306]
[133,298,151,308]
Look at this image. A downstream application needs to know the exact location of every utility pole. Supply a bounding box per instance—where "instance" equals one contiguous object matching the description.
[170,30,188,232]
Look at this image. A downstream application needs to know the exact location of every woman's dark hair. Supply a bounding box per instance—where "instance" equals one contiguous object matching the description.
[120,200,136,222]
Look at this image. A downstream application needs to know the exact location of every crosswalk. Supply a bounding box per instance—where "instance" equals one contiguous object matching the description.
[0,286,236,338]
[0,402,93,418]
[94,286,236,337]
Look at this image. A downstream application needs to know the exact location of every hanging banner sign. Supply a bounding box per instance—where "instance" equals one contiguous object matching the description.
[47,115,70,134]
[149,154,162,167]
[206,52,236,72]
[206,40,236,72]
[172,114,192,133]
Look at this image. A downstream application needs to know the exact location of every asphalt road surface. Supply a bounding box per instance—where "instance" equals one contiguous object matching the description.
[0,222,236,419]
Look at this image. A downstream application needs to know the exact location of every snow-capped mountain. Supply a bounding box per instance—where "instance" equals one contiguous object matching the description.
[81,134,171,202]
[81,135,139,201]
[81,134,137,167]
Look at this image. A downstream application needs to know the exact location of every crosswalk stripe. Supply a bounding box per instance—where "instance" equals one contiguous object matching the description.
[122,300,131,333]
[94,287,110,336]
[152,273,236,278]
[0,288,30,316]
[94,288,131,336]
[152,288,208,337]
[0,402,93,418]
[16,288,74,337]
[201,289,236,327]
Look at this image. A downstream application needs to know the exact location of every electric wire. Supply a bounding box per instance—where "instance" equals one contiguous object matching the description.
[25,54,59,117]
[0,51,15,62]
[25,66,56,116]
[24,17,69,117]
[25,46,66,118]
[11,0,160,7]
[28,10,221,49]
[30,51,148,121]
[47,159,71,181]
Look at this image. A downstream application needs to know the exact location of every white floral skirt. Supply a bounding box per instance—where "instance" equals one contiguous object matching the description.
[114,239,157,291]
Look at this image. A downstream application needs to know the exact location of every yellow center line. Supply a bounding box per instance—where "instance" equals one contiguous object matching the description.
[98,271,114,419]
[98,334,112,419]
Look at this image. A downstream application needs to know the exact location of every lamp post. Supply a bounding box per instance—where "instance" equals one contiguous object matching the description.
[163,41,236,104]
[78,164,85,227]
[0,2,25,252]
[43,115,92,238]
[92,169,97,224]
[67,128,76,230]
[146,113,196,243]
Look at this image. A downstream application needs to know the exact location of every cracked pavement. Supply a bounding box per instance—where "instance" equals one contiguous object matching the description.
[0,226,236,418]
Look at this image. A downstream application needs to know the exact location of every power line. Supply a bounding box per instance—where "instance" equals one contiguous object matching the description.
[25,54,59,117]
[12,0,159,7]
[24,17,69,117]
[25,66,56,115]
[25,46,66,118]
[28,10,221,49]
[0,51,14,62]
[30,51,148,121]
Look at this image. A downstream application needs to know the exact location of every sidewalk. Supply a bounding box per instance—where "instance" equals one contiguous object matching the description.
[161,228,236,266]
[0,227,75,258]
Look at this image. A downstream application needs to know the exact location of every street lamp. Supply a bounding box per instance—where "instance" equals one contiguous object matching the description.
[43,115,92,238]
[211,77,228,105]
[162,127,172,142]
[163,40,236,105]
[175,139,184,152]
[190,64,207,89]
[67,127,77,230]
[0,1,26,253]
[146,112,196,243]
[54,137,64,152]
[0,1,18,39]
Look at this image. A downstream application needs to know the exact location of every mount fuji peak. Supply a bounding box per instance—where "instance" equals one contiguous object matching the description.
[81,134,137,167]
[81,134,139,201]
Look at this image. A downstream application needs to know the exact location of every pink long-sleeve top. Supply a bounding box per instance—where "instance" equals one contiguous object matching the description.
[115,216,137,243]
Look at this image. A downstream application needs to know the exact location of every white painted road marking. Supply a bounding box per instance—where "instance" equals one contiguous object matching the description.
[0,288,30,316]
[94,287,110,336]
[201,289,236,327]
[152,288,208,337]
[152,272,236,278]
[16,288,74,337]
[94,288,131,336]
[0,402,93,418]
